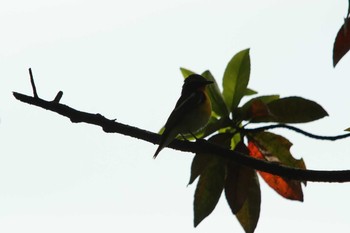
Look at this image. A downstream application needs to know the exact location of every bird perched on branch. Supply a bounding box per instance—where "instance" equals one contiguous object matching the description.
[154,74,213,158]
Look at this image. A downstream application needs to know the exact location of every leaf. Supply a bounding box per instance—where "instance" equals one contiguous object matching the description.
[189,150,215,185]
[238,95,280,121]
[236,172,261,233]
[202,70,229,117]
[260,171,303,201]
[248,132,305,201]
[255,96,328,123]
[248,141,303,201]
[267,96,328,123]
[250,132,306,168]
[224,143,255,214]
[244,88,258,96]
[222,49,251,112]
[193,156,226,227]
[333,17,350,67]
[191,134,232,227]
[230,131,242,150]
[158,126,165,134]
[180,67,195,78]
[189,134,233,184]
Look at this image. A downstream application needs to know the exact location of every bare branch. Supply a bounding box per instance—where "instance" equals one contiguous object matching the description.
[11,69,350,183]
[12,90,350,183]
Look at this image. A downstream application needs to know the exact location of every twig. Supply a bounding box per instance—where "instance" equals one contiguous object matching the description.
[53,91,63,103]
[244,124,350,141]
[29,68,38,98]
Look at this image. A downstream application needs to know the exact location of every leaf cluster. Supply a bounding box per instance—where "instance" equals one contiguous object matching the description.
[181,49,328,232]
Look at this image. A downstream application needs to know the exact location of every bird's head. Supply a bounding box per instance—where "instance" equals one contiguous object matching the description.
[182,74,213,93]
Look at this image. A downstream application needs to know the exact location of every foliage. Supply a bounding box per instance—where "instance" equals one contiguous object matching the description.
[13,3,350,232]
[333,0,350,66]
[181,48,328,232]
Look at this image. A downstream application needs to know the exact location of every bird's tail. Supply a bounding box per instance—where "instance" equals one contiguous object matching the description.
[153,145,163,159]
[153,129,177,158]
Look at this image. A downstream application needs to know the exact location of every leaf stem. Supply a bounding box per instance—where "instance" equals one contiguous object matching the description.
[243,124,350,141]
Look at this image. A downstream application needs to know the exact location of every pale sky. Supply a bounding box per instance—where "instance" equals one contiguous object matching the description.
[1,0,350,232]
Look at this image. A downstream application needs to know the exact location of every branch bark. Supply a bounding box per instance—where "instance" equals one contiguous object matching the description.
[13,89,350,183]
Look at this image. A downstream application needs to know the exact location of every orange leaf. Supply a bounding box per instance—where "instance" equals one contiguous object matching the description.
[258,172,303,201]
[247,141,303,201]
[238,95,279,121]
[249,100,270,119]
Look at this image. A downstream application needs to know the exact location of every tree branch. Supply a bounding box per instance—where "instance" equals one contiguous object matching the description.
[12,70,350,183]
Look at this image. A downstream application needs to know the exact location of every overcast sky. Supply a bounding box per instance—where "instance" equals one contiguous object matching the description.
[1,0,350,232]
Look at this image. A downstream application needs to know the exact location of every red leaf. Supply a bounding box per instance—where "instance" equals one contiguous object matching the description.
[333,17,350,67]
[247,141,303,201]
[238,95,279,121]
[249,100,270,119]
[258,171,303,201]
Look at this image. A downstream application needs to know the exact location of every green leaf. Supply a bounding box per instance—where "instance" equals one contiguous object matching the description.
[180,67,195,78]
[238,95,280,121]
[202,70,229,117]
[189,151,215,185]
[189,134,232,184]
[236,172,261,233]
[230,131,241,150]
[158,126,165,134]
[193,157,225,227]
[191,134,232,227]
[224,143,255,214]
[222,48,251,112]
[256,96,328,123]
[244,88,258,96]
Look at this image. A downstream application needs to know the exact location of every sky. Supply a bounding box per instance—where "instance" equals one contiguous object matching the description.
[1,0,350,232]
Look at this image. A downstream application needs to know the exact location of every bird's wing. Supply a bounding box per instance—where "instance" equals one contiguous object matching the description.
[154,90,206,158]
[164,90,205,129]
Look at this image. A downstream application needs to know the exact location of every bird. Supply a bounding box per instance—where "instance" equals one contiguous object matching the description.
[153,74,213,158]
